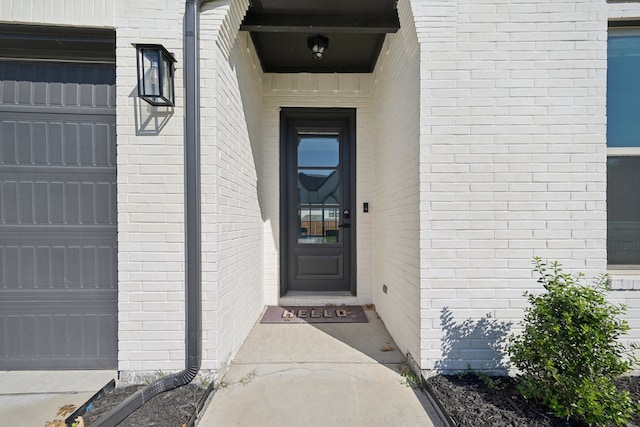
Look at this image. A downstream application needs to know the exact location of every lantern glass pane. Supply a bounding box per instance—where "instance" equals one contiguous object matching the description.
[162,55,173,103]
[142,49,161,97]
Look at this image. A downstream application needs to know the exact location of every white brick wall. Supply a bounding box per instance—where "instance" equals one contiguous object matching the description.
[204,2,265,370]
[609,1,640,21]
[6,0,640,378]
[118,0,263,379]
[116,0,187,377]
[262,75,375,306]
[371,0,422,368]
[0,0,114,27]
[412,0,611,372]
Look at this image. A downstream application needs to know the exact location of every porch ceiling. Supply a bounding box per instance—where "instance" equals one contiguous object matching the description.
[240,0,400,73]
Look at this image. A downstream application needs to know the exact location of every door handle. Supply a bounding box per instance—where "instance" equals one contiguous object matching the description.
[338,224,350,228]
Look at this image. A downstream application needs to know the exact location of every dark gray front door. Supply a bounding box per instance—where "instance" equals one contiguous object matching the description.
[0,60,117,369]
[281,109,356,294]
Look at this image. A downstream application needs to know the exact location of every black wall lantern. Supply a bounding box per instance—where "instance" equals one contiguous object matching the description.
[134,44,177,107]
[307,34,329,60]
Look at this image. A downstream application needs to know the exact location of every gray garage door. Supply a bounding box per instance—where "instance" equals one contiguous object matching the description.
[0,58,117,369]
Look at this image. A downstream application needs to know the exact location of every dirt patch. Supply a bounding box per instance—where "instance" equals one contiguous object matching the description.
[426,374,640,427]
[77,384,207,427]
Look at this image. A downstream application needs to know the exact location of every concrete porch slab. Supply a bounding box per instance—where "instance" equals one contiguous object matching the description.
[235,309,405,365]
[198,309,443,427]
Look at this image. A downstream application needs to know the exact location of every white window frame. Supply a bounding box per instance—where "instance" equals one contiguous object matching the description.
[608,27,640,272]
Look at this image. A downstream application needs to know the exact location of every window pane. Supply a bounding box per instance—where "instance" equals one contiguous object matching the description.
[608,34,640,148]
[608,157,640,264]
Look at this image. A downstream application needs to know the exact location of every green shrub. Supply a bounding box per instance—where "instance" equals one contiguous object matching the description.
[508,257,639,426]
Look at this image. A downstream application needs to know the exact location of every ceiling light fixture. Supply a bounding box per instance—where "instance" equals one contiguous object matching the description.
[307,34,329,60]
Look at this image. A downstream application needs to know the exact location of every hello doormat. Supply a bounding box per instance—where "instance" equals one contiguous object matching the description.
[260,305,368,324]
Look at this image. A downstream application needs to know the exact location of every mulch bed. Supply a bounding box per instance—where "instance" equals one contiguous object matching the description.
[426,374,640,427]
[78,384,207,427]
[67,373,639,427]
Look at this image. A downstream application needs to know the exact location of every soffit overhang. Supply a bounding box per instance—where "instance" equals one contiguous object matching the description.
[240,0,400,73]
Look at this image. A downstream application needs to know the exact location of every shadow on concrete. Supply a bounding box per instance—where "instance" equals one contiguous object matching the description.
[308,309,447,426]
[209,307,446,427]
[434,307,512,375]
[308,308,407,365]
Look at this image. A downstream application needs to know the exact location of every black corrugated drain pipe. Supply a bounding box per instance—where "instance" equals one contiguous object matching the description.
[90,1,207,425]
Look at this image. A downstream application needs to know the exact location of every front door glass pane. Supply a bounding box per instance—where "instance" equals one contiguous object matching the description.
[297,138,340,245]
[298,169,340,244]
[298,135,339,167]
[298,206,340,244]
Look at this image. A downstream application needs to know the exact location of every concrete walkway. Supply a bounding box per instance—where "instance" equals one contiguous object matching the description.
[0,370,116,426]
[198,308,443,427]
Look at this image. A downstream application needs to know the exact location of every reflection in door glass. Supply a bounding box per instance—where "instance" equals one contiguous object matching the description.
[297,168,340,245]
[298,134,339,167]
[298,207,339,244]
[298,169,339,204]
